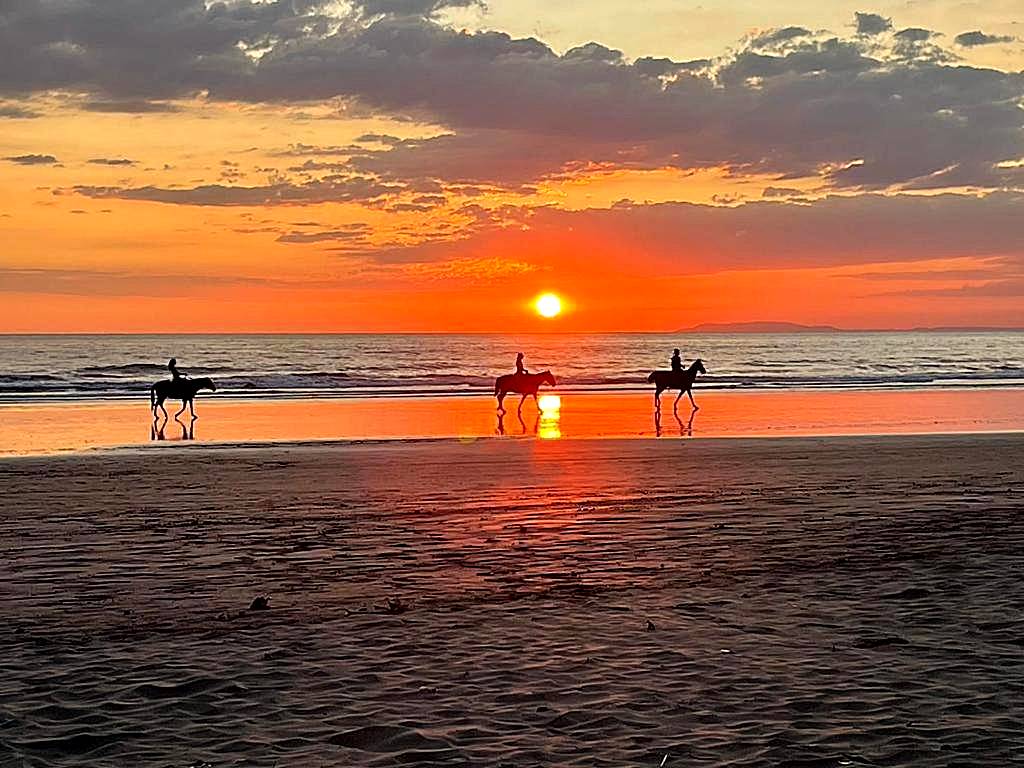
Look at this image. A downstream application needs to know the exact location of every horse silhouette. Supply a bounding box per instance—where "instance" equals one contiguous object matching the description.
[150,377,216,419]
[648,358,706,411]
[494,370,556,412]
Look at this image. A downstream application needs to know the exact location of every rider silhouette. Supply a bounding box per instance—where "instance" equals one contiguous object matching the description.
[670,348,683,373]
[515,352,528,376]
[168,357,186,382]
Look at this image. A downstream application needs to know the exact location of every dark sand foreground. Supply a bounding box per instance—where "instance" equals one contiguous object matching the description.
[2,436,1023,766]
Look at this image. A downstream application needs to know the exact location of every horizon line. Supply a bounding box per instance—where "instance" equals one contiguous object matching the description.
[2,327,1023,337]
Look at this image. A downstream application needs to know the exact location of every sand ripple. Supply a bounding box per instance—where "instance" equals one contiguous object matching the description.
[1,435,1023,766]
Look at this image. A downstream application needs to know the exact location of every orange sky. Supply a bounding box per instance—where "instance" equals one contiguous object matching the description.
[1,1,1022,331]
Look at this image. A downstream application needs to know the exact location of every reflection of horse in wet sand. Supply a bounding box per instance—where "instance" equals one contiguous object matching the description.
[648,358,706,411]
[655,405,697,437]
[150,377,217,419]
[494,370,556,412]
[152,414,197,441]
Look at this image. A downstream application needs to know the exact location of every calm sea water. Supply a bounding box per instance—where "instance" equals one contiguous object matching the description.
[0,333,1022,402]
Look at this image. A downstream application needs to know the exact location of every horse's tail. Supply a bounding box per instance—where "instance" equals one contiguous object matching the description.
[647,371,656,384]
[494,378,501,397]
[149,383,156,410]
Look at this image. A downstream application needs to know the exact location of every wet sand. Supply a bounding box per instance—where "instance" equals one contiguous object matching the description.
[1,435,1023,766]
[2,386,1024,455]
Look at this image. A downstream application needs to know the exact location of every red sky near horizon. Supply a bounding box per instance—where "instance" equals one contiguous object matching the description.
[1,1,1022,332]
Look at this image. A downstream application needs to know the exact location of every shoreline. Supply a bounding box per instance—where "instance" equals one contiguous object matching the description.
[2,387,1024,456]
[5,377,1024,405]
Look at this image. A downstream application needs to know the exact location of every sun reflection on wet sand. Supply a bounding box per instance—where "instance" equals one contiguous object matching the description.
[537,395,562,440]
[1,388,1024,455]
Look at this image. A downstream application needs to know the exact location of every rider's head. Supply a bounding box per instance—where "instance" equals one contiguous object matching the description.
[169,357,177,365]
[517,352,524,359]
[673,348,680,355]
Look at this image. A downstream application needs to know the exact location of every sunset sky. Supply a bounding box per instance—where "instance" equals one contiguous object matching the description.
[2,0,1023,332]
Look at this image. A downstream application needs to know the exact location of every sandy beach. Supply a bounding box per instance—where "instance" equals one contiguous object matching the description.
[2,434,1023,766]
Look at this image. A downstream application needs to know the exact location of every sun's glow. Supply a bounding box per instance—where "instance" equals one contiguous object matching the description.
[535,293,563,318]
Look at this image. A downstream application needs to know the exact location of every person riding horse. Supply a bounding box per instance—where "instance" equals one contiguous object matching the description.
[515,352,528,376]
[168,357,186,381]
[648,355,706,412]
[151,357,215,419]
[671,348,682,373]
[495,355,555,413]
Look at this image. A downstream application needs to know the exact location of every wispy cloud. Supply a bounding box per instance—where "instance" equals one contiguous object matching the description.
[5,154,57,165]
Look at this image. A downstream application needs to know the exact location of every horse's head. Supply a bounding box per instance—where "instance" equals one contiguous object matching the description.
[540,370,557,387]
[194,377,217,392]
[692,358,706,375]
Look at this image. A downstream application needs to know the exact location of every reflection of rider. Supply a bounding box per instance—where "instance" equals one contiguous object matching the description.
[168,357,187,382]
[515,352,529,376]
[670,348,683,373]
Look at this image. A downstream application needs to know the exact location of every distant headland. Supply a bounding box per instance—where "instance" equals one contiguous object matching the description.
[678,321,842,333]
[677,321,1022,334]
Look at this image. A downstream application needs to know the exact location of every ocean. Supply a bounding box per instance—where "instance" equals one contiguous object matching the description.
[1,332,1022,403]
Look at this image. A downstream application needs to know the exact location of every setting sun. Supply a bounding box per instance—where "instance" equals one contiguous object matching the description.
[535,293,563,318]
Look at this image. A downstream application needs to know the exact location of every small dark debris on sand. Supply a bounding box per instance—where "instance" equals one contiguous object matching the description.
[376,596,411,615]
[882,587,931,600]
[249,596,270,611]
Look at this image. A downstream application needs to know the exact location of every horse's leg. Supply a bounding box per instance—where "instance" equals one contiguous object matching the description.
[518,394,527,414]
[158,397,169,419]
[174,398,187,418]
[687,388,698,410]
[189,397,197,418]
[674,390,683,411]
[497,392,505,412]
[654,387,662,410]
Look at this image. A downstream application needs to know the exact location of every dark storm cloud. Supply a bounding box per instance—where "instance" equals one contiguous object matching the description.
[854,12,892,36]
[5,154,58,165]
[242,14,1021,191]
[3,3,1021,193]
[954,31,1016,47]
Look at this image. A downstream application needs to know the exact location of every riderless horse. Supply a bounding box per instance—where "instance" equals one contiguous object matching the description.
[648,358,706,411]
[150,377,217,419]
[494,370,556,412]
